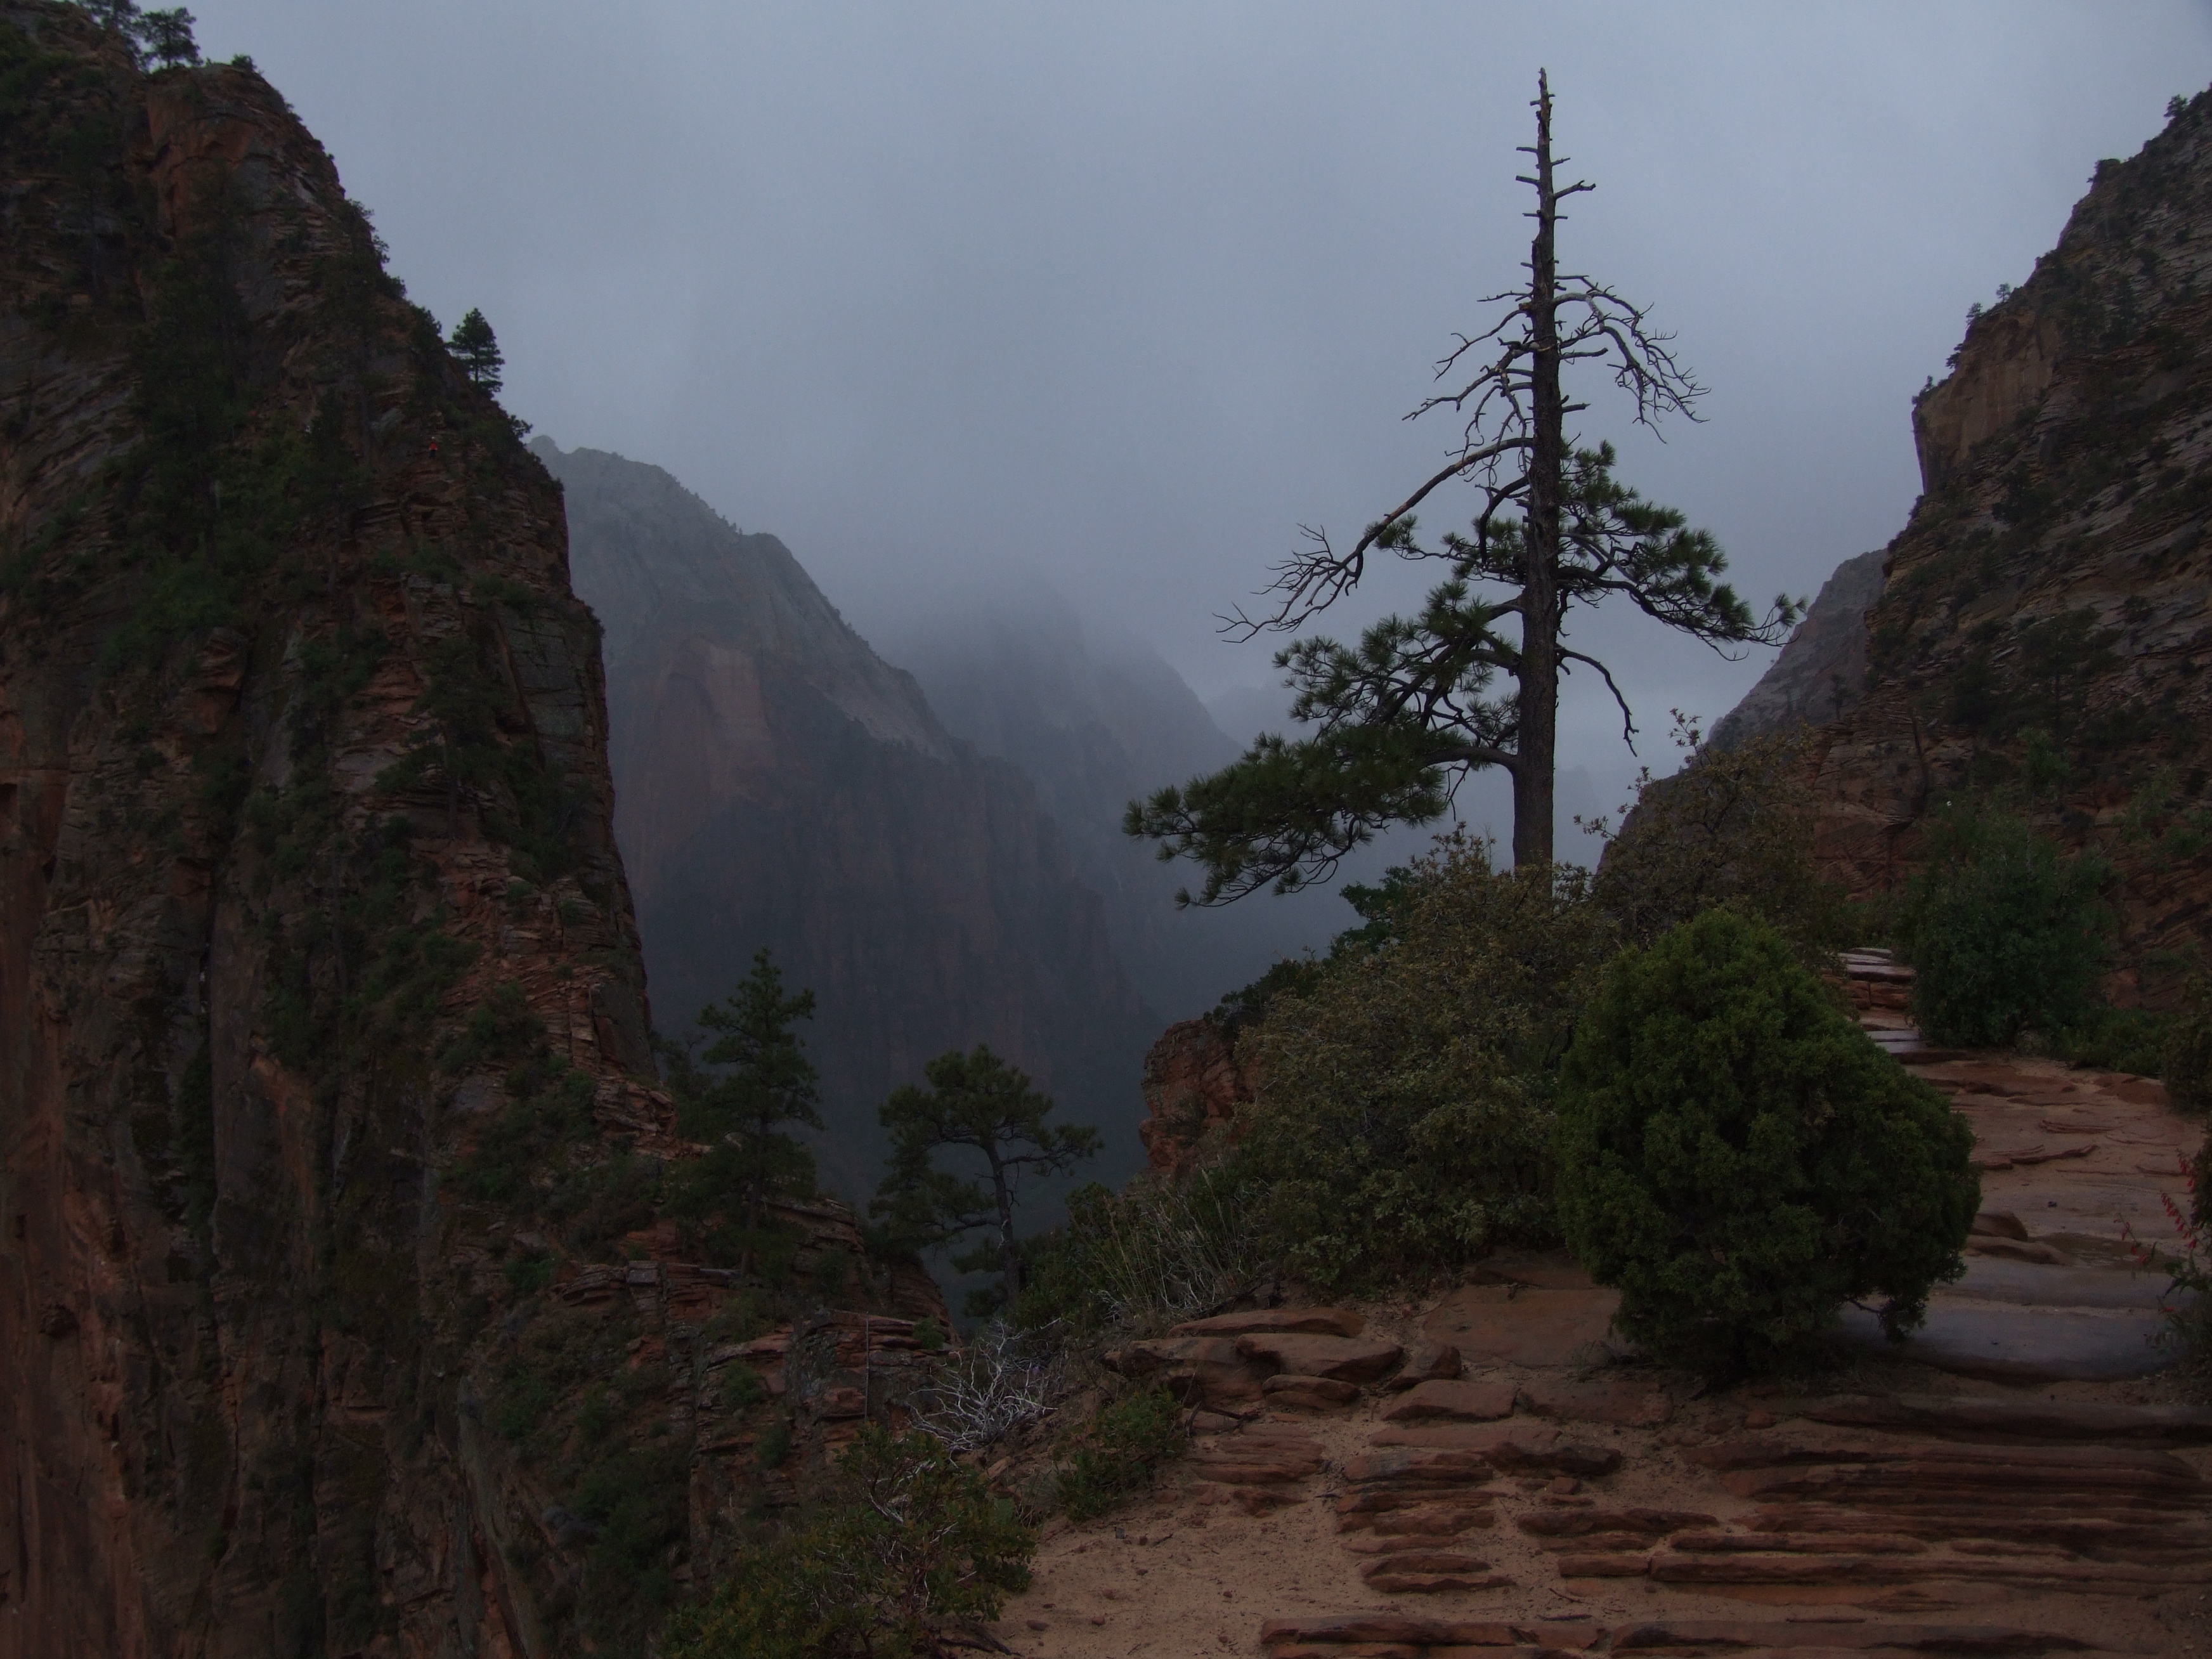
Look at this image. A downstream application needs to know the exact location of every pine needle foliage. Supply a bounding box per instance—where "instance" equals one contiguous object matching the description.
[1555,908,1979,1375]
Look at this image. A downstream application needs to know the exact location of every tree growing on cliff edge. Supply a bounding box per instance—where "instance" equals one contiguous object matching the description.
[1128,71,1797,897]
[870,1047,1100,1315]
[663,949,825,1273]
[448,306,505,394]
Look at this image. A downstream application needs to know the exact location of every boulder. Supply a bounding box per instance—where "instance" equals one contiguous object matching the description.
[1233,1331,1404,1382]
[1385,1341,1462,1388]
[1171,1306,1364,1339]
[1102,1336,1269,1408]
[1261,1374,1360,1410]
[1379,1380,1518,1423]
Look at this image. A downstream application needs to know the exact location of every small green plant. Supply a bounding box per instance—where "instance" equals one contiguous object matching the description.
[2123,1150,2210,1377]
[2163,982,2212,1112]
[1896,800,2111,1047]
[720,1365,767,1412]
[1053,1385,1185,1521]
[755,1416,793,1471]
[665,1427,1032,1659]
[1554,908,1980,1375]
[911,1315,947,1353]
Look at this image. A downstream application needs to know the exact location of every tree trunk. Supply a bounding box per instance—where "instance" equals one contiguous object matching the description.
[989,1152,1021,1299]
[1514,70,1564,871]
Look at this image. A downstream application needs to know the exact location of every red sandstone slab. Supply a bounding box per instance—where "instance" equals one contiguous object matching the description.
[1381,1379,1518,1422]
[1424,1283,1619,1367]
[1516,1377,1672,1428]
[1235,1330,1404,1382]
[1606,1621,2104,1651]
[1803,1391,2212,1443]
[1171,1306,1365,1338]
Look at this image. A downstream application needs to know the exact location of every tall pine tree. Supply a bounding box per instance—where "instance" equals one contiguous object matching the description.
[1130,72,1797,896]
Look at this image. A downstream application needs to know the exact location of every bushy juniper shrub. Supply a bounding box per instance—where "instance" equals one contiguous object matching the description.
[664,1428,1032,1659]
[1051,1385,1185,1522]
[1232,834,1617,1291]
[1895,800,2111,1047]
[1554,908,1980,1374]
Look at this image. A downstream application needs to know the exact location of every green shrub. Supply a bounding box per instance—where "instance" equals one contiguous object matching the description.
[1896,801,2111,1047]
[2053,1004,2171,1078]
[1591,717,1856,963]
[1053,1386,1185,1521]
[1015,1171,1255,1338]
[1232,835,1615,1290]
[2162,984,2212,1112]
[1554,908,1980,1375]
[664,1428,1033,1659]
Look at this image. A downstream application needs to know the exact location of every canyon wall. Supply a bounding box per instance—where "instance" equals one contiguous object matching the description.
[1719,88,2212,993]
[541,442,1156,1195]
[0,13,933,1655]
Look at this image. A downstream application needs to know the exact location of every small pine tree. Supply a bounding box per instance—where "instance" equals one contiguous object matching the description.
[665,950,824,1272]
[871,1046,1099,1312]
[137,6,198,65]
[448,307,505,394]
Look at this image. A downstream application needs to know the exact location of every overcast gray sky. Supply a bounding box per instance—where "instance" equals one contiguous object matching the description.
[192,2,2212,822]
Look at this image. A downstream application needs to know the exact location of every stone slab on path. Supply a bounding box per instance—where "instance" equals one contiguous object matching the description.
[1424,1277,1621,1368]
[1831,1298,2175,1382]
[1804,1392,2212,1443]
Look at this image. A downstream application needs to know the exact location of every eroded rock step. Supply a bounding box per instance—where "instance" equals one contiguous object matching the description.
[1258,1613,2119,1655]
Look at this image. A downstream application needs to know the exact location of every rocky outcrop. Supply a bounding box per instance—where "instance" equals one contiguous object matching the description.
[538,441,1155,1192]
[1708,548,1885,750]
[1729,89,2212,992]
[1135,1015,1256,1173]
[0,16,935,1656]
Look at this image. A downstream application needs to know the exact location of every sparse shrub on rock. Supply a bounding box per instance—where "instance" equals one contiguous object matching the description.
[664,1426,1032,1659]
[2161,981,2212,1114]
[1896,800,2111,1048]
[1234,833,1617,1291]
[1051,1385,1186,1521]
[1554,908,1979,1375]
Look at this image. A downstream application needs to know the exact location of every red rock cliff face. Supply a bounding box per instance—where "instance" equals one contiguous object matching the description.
[1795,89,2212,991]
[542,441,1157,1195]
[0,13,907,1656]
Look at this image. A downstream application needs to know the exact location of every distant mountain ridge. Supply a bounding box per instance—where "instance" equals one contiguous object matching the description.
[538,441,1156,1190]
[870,585,1347,1020]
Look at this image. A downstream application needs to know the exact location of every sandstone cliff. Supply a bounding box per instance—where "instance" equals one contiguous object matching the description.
[1757,87,2212,991]
[1708,548,1884,752]
[0,14,936,1656]
[538,441,1156,1195]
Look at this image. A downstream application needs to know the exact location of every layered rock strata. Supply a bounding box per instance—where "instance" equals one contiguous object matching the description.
[0,15,937,1655]
[1780,89,2212,985]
